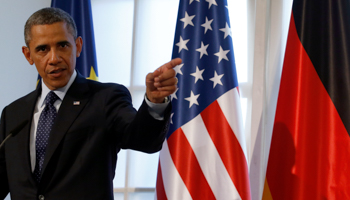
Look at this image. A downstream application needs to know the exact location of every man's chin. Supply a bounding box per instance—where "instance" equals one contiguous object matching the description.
[43,79,69,90]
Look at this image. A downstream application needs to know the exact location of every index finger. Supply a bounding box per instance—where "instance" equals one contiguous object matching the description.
[162,58,182,70]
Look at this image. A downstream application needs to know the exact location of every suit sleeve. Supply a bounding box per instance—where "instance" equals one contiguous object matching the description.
[104,85,171,153]
[0,107,10,198]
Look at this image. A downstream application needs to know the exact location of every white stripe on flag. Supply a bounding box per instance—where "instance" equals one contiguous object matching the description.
[182,113,241,200]
[217,88,248,161]
[159,140,192,200]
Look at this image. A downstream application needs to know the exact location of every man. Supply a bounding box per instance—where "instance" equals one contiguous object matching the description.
[0,7,180,200]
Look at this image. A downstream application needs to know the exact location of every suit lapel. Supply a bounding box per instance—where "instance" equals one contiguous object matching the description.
[41,74,91,175]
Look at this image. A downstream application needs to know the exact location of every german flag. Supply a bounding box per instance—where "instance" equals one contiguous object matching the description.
[263,0,350,199]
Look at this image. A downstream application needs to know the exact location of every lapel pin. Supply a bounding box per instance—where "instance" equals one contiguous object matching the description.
[73,101,80,106]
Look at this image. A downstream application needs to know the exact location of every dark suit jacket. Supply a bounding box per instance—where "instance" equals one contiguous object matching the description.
[0,73,170,200]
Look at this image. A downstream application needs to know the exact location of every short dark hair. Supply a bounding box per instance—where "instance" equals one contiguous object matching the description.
[24,7,77,47]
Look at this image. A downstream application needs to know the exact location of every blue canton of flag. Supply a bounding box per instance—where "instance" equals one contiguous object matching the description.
[169,0,238,135]
[51,0,99,81]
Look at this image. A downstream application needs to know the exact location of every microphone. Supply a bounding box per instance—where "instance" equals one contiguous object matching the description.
[0,120,29,150]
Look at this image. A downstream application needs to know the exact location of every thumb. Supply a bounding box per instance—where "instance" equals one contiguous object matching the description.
[152,67,162,78]
[146,72,155,84]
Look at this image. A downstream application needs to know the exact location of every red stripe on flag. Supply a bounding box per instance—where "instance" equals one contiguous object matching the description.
[156,162,167,200]
[167,128,216,200]
[201,100,251,200]
[266,13,350,199]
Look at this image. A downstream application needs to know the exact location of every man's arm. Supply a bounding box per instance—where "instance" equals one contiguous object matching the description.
[106,58,181,152]
[144,95,170,120]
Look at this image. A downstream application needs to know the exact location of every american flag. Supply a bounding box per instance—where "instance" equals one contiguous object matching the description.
[156,0,251,199]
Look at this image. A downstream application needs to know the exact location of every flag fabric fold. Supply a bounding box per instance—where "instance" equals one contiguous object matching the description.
[156,0,251,199]
[51,0,99,81]
[264,0,350,199]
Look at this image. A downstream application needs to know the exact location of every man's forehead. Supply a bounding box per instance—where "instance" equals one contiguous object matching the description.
[30,22,74,39]
[31,22,66,32]
[28,22,76,48]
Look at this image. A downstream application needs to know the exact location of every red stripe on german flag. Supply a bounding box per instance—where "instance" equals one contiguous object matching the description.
[265,12,350,199]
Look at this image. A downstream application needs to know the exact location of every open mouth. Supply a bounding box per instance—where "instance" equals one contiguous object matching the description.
[49,68,66,74]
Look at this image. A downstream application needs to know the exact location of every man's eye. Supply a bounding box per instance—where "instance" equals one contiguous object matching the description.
[38,47,46,51]
[60,43,69,48]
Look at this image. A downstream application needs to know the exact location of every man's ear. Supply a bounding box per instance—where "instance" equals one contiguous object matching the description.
[76,36,83,57]
[22,46,34,65]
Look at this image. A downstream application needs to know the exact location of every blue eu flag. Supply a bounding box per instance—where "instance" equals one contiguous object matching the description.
[51,0,99,81]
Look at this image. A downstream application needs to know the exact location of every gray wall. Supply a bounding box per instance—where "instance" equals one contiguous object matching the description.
[0,0,51,112]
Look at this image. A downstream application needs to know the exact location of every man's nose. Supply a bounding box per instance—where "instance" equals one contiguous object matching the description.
[48,49,62,64]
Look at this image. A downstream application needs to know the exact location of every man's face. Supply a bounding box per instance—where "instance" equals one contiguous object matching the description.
[22,22,82,90]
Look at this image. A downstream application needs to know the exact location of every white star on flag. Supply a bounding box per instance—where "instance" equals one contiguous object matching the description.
[190,0,200,4]
[190,66,205,83]
[185,91,200,108]
[201,17,213,34]
[171,88,179,100]
[180,12,195,29]
[170,113,174,124]
[220,22,232,39]
[206,0,218,9]
[174,63,184,75]
[176,36,190,53]
[196,42,209,58]
[214,46,230,63]
[210,71,224,88]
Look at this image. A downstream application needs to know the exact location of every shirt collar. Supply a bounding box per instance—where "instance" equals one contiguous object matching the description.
[39,70,77,107]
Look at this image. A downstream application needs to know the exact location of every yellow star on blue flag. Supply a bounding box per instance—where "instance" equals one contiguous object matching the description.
[86,66,98,81]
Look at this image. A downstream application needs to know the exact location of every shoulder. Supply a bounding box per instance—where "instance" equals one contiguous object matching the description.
[85,80,131,99]
[0,89,38,126]
[6,89,38,109]
[75,74,129,92]
[71,76,133,102]
[88,79,129,92]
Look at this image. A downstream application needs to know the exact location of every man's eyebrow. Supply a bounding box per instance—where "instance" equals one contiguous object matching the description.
[57,41,71,46]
